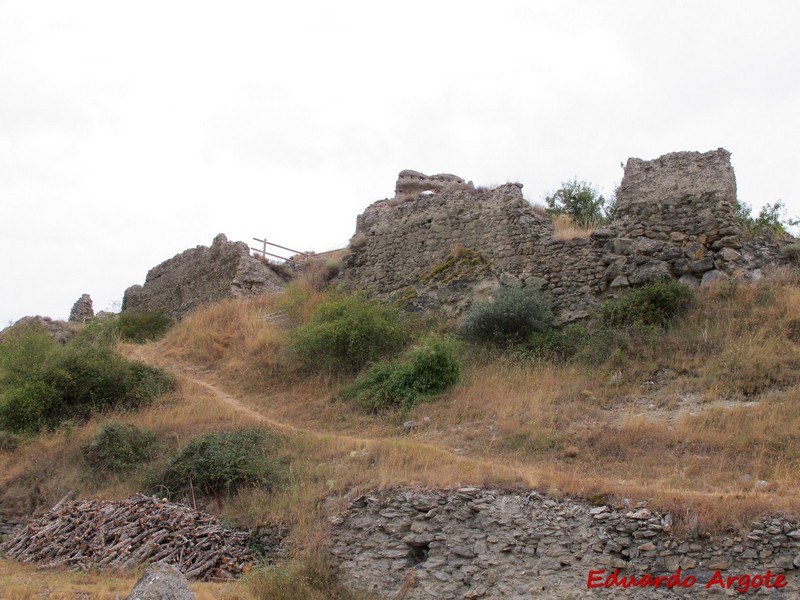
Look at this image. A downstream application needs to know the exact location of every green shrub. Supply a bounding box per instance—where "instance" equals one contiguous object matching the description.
[0,327,55,387]
[118,310,174,343]
[290,295,409,374]
[544,179,613,227]
[340,336,460,413]
[734,199,798,238]
[0,430,22,452]
[0,329,174,434]
[83,421,157,473]
[528,323,589,360]
[154,428,285,499]
[458,284,554,344]
[781,242,800,265]
[525,282,693,365]
[70,316,121,348]
[597,280,694,329]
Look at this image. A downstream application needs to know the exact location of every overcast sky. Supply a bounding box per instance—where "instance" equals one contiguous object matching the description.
[1,1,798,325]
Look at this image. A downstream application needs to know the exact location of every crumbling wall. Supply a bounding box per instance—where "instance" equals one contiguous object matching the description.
[341,149,789,320]
[68,294,94,323]
[330,487,800,600]
[394,170,475,202]
[122,234,284,319]
[346,183,553,290]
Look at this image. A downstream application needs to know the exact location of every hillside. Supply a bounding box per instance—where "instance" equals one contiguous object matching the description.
[2,264,800,597]
[2,150,800,597]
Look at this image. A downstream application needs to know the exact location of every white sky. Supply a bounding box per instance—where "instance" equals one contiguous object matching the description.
[1,0,799,325]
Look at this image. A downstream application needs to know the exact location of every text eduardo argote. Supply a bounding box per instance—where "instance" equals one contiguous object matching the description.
[587,567,788,593]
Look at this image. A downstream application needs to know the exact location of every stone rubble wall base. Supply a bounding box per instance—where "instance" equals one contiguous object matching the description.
[330,487,800,600]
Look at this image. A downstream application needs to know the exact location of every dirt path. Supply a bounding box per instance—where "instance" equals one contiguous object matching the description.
[121,343,489,460]
[123,343,304,434]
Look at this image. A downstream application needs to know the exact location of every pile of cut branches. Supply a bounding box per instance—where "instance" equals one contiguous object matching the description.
[0,494,254,580]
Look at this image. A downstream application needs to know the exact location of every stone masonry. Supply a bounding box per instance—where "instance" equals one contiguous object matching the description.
[341,149,790,321]
[394,170,475,202]
[68,293,94,323]
[330,487,800,599]
[122,234,284,319]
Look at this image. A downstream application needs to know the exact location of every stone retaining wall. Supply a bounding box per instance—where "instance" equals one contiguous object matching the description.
[0,518,22,542]
[330,487,800,599]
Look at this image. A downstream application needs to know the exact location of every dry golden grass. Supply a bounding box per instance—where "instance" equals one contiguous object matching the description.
[4,268,800,594]
[551,213,597,239]
[0,559,240,600]
[136,270,800,534]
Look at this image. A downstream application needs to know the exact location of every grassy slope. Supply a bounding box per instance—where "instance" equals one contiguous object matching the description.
[2,269,800,597]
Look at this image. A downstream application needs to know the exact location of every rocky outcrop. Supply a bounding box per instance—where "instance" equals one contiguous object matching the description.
[0,316,76,344]
[341,150,792,321]
[68,293,94,323]
[330,487,800,599]
[124,563,195,600]
[122,234,284,319]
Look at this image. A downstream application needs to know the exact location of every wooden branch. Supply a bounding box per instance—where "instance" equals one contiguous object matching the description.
[0,494,256,580]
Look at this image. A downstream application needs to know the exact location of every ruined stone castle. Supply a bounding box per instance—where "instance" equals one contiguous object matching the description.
[341,149,787,321]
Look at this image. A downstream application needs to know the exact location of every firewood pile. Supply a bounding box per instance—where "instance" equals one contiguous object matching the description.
[0,494,255,580]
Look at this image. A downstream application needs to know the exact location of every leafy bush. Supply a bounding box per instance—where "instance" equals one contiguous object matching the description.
[118,310,174,343]
[544,179,613,228]
[734,199,798,237]
[71,316,121,347]
[597,280,695,329]
[339,336,460,413]
[0,329,174,434]
[525,282,694,365]
[781,242,800,265]
[154,428,285,499]
[528,323,589,360]
[0,430,22,451]
[458,285,554,344]
[290,295,409,374]
[83,421,157,473]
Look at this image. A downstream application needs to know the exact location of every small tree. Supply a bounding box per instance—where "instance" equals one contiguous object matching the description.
[544,179,611,228]
[733,199,798,237]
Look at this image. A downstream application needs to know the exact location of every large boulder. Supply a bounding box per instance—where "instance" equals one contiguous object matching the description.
[122,234,284,319]
[125,563,195,600]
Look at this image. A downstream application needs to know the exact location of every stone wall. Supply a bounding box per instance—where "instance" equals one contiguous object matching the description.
[68,294,94,323]
[123,234,284,319]
[341,149,790,321]
[330,487,800,599]
[394,170,475,202]
[0,517,22,543]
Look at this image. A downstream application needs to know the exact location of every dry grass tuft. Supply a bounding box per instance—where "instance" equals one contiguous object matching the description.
[551,213,597,239]
[0,559,239,600]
